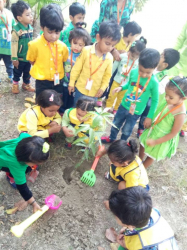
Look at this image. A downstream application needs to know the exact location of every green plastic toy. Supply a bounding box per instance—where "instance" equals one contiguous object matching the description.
[81,145,105,186]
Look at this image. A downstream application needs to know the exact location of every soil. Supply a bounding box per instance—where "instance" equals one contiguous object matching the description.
[0,65,187,250]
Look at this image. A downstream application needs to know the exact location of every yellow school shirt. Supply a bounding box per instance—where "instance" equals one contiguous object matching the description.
[115,37,131,52]
[18,105,61,138]
[110,156,149,188]
[69,44,113,97]
[26,34,69,81]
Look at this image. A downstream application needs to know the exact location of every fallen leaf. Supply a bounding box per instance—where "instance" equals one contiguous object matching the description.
[105,227,117,243]
[6,207,18,215]
[0,221,4,225]
[15,200,28,211]
[9,219,15,223]
[22,241,27,247]
[15,221,21,225]
[110,243,120,250]
[25,97,35,103]
[98,247,105,250]
[24,103,31,108]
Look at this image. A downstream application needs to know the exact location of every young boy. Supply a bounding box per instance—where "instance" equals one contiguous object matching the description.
[112,21,142,61]
[102,48,160,143]
[109,187,178,250]
[11,0,34,94]
[68,21,121,106]
[26,4,69,99]
[60,2,86,47]
[137,48,180,137]
[0,0,15,83]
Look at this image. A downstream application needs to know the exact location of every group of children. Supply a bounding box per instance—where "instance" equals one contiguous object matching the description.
[0,0,186,249]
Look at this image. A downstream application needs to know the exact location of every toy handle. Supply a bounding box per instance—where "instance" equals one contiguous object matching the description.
[91,145,105,171]
[11,205,49,237]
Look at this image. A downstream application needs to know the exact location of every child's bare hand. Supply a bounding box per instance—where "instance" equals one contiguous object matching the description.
[32,202,42,213]
[116,233,126,247]
[144,118,152,128]
[48,124,61,134]
[95,89,104,98]
[68,86,75,95]
[49,121,58,127]
[95,147,106,157]
[29,61,35,65]
[111,49,121,61]
[63,127,74,137]
[113,87,122,95]
[146,139,156,147]
[13,60,19,69]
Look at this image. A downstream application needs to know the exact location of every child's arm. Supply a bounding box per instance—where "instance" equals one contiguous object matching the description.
[11,31,19,69]
[112,60,120,75]
[144,80,159,128]
[62,44,69,63]
[25,110,61,138]
[147,113,186,146]
[61,110,75,137]
[52,112,62,125]
[68,50,85,94]
[26,41,37,64]
[116,230,127,248]
[95,60,113,97]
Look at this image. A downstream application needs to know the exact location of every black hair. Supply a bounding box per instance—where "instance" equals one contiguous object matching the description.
[11,0,30,21]
[76,96,96,111]
[69,2,85,17]
[139,48,160,69]
[123,21,142,37]
[109,187,152,228]
[163,48,180,70]
[167,76,187,98]
[36,90,62,108]
[129,36,147,55]
[99,21,121,42]
[69,27,91,46]
[107,139,138,164]
[15,136,49,164]
[40,3,64,31]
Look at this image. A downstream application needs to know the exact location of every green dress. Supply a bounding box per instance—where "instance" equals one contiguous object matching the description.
[140,100,185,161]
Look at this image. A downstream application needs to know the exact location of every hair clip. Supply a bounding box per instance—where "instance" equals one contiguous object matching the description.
[127,142,131,147]
[49,94,54,102]
[42,142,50,153]
[131,41,136,47]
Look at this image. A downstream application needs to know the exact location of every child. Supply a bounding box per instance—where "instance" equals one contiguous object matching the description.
[106,37,147,114]
[0,0,15,83]
[68,21,121,106]
[62,96,96,149]
[97,139,149,190]
[137,48,180,137]
[109,187,178,250]
[60,2,86,47]
[0,133,50,213]
[62,27,91,113]
[139,76,187,168]
[112,21,142,61]
[102,48,160,143]
[11,0,34,94]
[18,90,62,138]
[26,4,69,99]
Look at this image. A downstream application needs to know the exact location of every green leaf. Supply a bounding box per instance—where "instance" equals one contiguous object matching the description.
[90,143,96,156]
[89,128,94,145]
[94,107,103,113]
[72,136,87,144]
[101,112,114,118]
[76,149,85,155]
[104,116,118,129]
[91,115,103,128]
[85,148,89,160]
[75,143,87,147]
[75,124,90,134]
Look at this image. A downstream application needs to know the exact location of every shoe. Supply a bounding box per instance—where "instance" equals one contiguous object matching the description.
[180,130,185,137]
[101,136,114,144]
[137,129,144,138]
[65,142,72,149]
[22,83,35,92]
[113,110,117,115]
[6,173,17,189]
[97,101,102,107]
[12,84,19,94]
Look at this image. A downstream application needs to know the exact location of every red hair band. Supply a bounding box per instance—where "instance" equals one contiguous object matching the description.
[127,142,130,147]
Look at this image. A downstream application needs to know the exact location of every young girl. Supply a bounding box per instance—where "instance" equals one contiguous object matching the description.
[0,133,50,213]
[62,27,91,113]
[139,76,187,168]
[97,139,149,190]
[106,37,147,114]
[62,96,96,149]
[18,90,62,138]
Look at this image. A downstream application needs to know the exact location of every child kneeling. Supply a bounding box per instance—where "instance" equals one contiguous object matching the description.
[109,187,178,250]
